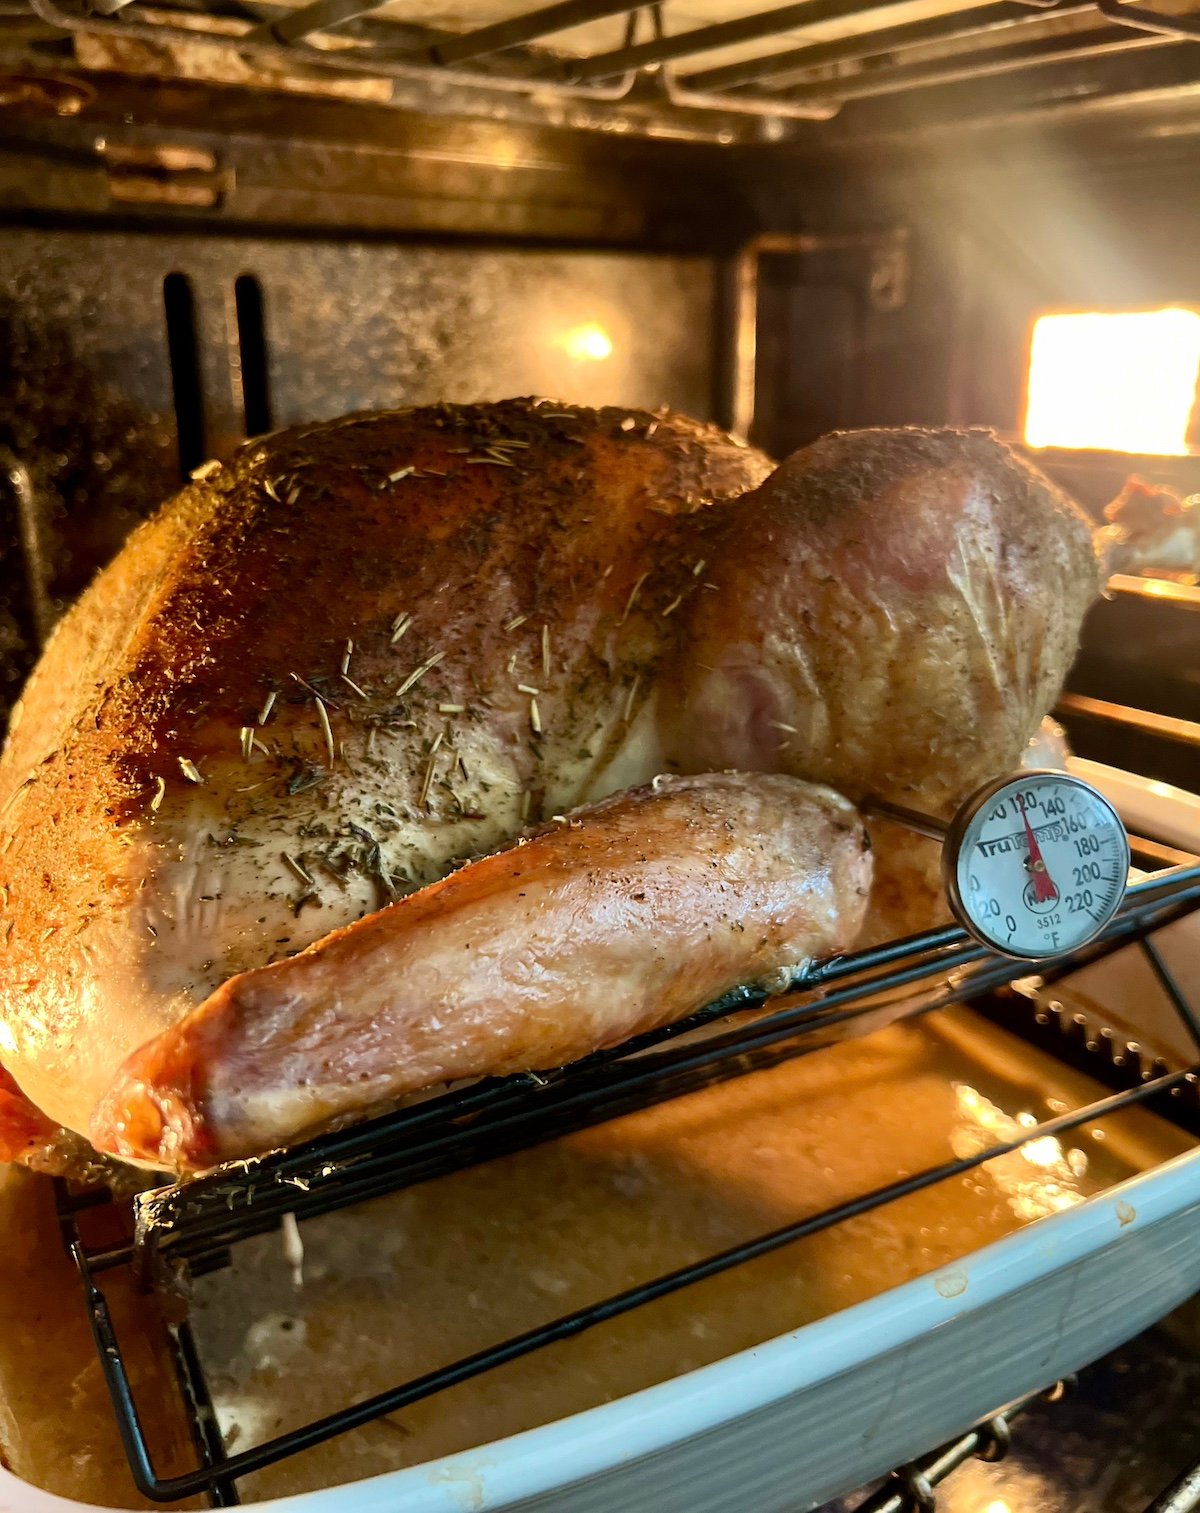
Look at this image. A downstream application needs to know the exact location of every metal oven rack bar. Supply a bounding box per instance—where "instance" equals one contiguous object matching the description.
[54,858,1200,1505]
[854,1378,1075,1512]
[1146,1457,1200,1513]
[15,0,1200,137]
[852,1375,1200,1512]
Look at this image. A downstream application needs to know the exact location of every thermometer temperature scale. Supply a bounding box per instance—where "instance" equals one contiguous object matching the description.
[942,770,1131,959]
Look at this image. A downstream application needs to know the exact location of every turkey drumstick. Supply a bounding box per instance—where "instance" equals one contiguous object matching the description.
[95,774,870,1169]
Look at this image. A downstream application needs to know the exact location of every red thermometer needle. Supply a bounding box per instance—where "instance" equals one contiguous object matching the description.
[1016,794,1057,903]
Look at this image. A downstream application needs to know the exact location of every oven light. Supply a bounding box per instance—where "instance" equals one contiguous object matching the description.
[560,322,614,362]
[1024,308,1200,455]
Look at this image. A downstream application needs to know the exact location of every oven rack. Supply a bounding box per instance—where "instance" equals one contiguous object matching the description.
[851,1376,1200,1513]
[110,857,1200,1278]
[15,0,1200,140]
[853,1378,1078,1512]
[54,857,1200,1506]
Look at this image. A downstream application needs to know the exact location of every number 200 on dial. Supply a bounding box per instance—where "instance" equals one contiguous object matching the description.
[943,771,1130,959]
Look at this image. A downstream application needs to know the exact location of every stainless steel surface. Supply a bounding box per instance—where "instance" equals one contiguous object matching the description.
[1143,936,1200,1057]
[22,0,628,101]
[864,798,949,842]
[0,227,715,718]
[0,76,759,240]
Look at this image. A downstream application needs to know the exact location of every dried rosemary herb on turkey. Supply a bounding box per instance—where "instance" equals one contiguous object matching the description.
[289,672,336,706]
[314,698,336,767]
[282,852,315,888]
[396,651,445,699]
[621,572,649,624]
[287,766,326,796]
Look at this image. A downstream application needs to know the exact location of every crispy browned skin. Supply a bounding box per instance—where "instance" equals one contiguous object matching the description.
[675,427,1101,814]
[0,1068,133,1188]
[0,401,774,1159]
[673,428,1100,947]
[94,774,869,1168]
[0,409,1099,1172]
[0,1068,60,1165]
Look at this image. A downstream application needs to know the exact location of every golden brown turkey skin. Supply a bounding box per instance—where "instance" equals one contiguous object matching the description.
[93,774,870,1169]
[676,427,1101,816]
[0,1067,60,1165]
[0,402,773,1155]
[0,408,1100,1172]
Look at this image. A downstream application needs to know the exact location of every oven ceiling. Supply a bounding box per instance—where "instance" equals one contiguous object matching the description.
[7,0,1200,144]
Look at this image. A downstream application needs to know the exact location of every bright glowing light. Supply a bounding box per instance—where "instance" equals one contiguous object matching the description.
[1021,1135,1066,1169]
[982,1502,1013,1513]
[560,322,613,362]
[1024,308,1200,455]
[952,1085,1084,1221]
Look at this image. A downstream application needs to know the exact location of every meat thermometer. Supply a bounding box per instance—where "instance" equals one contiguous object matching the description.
[876,771,1131,960]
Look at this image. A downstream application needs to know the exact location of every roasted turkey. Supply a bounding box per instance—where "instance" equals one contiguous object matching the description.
[0,403,1100,1172]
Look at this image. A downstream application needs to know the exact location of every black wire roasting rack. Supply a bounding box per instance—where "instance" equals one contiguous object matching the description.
[52,835,1200,1507]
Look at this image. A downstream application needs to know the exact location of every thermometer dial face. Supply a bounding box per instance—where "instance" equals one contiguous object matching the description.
[943,771,1130,959]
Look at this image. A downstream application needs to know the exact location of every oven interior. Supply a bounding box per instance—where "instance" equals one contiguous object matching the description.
[2,4,1200,1509]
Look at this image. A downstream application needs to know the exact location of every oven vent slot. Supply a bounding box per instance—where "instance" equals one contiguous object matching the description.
[233,274,272,441]
[162,271,207,481]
